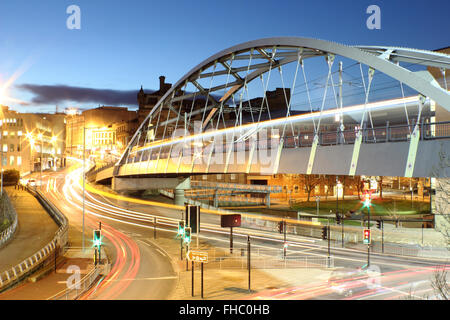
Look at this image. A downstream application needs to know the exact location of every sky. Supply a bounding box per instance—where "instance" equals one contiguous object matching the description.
[0,0,448,113]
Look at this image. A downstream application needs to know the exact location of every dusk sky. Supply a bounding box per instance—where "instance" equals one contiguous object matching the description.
[0,0,448,113]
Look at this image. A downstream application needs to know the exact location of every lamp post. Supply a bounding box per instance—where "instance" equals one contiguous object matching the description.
[82,126,86,251]
[0,122,3,195]
[37,133,43,190]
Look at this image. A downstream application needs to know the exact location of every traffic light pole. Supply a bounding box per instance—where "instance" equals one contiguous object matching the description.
[367,206,371,267]
[230,227,233,254]
[283,221,287,259]
[191,261,194,297]
[247,235,251,293]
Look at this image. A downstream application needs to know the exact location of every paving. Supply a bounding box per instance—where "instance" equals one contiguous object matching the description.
[0,186,59,273]
[0,186,97,300]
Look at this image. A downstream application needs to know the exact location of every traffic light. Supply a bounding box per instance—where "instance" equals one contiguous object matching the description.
[363,229,371,244]
[177,220,185,236]
[376,220,382,229]
[93,229,102,248]
[363,192,372,208]
[184,227,192,244]
[321,226,328,240]
[277,221,284,234]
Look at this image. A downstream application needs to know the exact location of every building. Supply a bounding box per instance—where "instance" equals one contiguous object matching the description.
[0,105,66,176]
[65,106,137,162]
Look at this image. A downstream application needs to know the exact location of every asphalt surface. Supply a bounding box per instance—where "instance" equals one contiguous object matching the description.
[21,163,450,300]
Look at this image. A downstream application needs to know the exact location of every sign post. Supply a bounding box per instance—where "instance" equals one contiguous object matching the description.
[187,250,208,299]
[221,214,241,254]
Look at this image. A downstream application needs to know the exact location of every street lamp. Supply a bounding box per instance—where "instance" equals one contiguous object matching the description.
[38,133,43,189]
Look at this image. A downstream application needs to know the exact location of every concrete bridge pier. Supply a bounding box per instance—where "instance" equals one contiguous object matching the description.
[174,178,191,206]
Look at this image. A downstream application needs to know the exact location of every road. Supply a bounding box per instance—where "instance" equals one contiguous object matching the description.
[33,162,449,300]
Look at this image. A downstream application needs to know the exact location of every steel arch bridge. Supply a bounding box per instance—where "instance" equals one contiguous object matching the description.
[93,37,450,190]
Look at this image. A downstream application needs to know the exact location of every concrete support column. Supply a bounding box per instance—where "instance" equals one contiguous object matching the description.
[174,177,190,206]
[174,189,186,206]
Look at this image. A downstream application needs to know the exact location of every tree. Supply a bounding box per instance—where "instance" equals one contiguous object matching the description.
[300,174,321,202]
[431,265,449,300]
[352,176,363,200]
[378,176,383,199]
[321,175,336,200]
[429,143,449,300]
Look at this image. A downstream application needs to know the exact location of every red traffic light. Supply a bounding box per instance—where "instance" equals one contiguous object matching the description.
[363,229,371,244]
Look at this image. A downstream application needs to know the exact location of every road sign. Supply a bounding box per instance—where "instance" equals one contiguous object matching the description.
[363,229,371,244]
[186,250,208,263]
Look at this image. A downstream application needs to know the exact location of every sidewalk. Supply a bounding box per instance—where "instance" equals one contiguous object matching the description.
[0,187,59,273]
[0,186,98,300]
[148,233,334,300]
[0,248,97,300]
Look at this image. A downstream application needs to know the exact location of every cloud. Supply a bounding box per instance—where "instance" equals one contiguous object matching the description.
[16,84,147,106]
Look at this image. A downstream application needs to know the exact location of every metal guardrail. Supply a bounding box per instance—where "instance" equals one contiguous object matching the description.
[125,121,450,164]
[0,187,69,292]
[191,181,282,193]
[0,193,18,249]
[47,264,102,300]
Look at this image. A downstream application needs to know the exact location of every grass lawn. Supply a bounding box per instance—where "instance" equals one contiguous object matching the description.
[292,198,430,216]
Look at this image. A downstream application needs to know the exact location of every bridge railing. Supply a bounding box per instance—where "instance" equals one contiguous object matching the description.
[122,121,450,166]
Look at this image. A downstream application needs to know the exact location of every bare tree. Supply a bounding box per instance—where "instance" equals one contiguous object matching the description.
[322,175,336,200]
[431,265,449,300]
[300,174,321,202]
[352,176,363,200]
[378,176,384,199]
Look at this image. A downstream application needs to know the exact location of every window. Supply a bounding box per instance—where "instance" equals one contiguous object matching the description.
[18,131,22,136]
[294,185,299,193]
[2,157,6,166]
[231,174,236,180]
[9,156,14,166]
[216,174,222,180]
[202,175,207,180]
[2,144,7,152]
[17,156,22,166]
[9,144,14,152]
[3,131,7,138]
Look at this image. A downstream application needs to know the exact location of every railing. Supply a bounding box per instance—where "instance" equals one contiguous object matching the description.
[0,188,69,292]
[125,121,450,164]
[0,193,18,249]
[47,263,102,300]
[190,247,333,269]
[190,181,282,193]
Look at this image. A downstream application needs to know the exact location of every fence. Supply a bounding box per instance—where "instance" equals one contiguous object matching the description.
[0,193,18,249]
[47,263,102,300]
[0,188,69,292]
[191,248,333,270]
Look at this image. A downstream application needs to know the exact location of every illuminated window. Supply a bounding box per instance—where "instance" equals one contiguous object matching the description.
[2,158,6,166]
[9,156,14,166]
[3,131,7,137]
[17,131,22,136]
[17,156,22,166]
[2,144,7,152]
